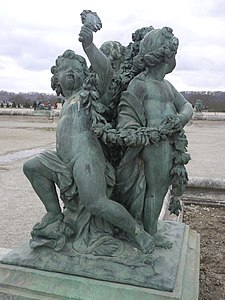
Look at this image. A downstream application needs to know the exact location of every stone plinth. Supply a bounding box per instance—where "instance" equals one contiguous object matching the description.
[0,222,200,299]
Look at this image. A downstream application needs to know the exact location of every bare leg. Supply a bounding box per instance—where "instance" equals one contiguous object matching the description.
[141,142,173,248]
[23,157,62,229]
[73,155,155,253]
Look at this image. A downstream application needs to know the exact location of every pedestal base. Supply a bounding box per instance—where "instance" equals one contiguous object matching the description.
[0,224,199,300]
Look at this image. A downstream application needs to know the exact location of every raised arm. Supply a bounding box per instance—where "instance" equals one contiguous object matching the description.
[79,25,113,98]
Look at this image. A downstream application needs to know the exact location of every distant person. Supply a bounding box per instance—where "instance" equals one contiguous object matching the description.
[33,101,37,110]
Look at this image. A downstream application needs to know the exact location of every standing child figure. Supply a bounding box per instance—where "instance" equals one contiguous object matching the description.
[116,27,193,248]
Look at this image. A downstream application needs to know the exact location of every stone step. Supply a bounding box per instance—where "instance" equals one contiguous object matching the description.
[182,187,225,207]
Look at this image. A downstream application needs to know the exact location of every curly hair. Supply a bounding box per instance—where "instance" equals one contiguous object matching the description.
[100,41,125,61]
[133,27,179,73]
[50,50,89,96]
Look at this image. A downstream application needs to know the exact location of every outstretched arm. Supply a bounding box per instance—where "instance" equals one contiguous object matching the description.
[79,25,113,98]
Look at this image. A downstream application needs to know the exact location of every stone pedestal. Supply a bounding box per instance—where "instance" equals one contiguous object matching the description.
[0,223,200,299]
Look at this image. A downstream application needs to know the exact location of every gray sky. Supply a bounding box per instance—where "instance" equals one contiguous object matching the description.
[0,0,225,94]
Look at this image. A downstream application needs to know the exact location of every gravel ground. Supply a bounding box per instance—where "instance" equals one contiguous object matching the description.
[185,119,225,180]
[0,115,56,248]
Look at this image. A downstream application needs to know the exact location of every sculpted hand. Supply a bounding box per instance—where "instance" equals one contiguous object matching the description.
[123,131,144,147]
[79,25,93,48]
[124,134,137,147]
[166,115,182,131]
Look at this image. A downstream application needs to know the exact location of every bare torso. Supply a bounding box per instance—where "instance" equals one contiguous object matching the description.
[141,78,176,186]
[56,96,104,164]
[143,79,177,126]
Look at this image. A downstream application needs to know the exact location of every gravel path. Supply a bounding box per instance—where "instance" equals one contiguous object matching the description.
[186,119,225,180]
[0,115,56,248]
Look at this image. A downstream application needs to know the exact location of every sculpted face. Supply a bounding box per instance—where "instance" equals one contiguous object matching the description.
[100,41,124,72]
[57,58,84,94]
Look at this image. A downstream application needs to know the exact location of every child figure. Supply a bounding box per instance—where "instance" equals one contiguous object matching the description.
[116,27,193,248]
[23,24,155,254]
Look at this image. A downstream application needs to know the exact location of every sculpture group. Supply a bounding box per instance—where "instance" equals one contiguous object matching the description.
[23,10,193,257]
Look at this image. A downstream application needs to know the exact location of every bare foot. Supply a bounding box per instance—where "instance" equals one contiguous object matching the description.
[33,212,63,230]
[153,233,173,249]
[135,228,155,254]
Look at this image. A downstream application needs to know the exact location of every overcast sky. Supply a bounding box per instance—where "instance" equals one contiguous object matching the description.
[0,0,225,94]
